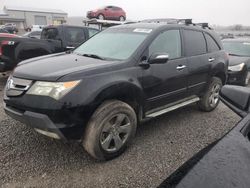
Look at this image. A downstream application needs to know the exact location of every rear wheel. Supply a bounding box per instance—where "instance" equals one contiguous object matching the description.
[198,77,222,112]
[83,100,137,160]
[119,16,125,21]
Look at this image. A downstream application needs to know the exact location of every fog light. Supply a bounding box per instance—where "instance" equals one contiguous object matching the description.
[34,128,61,139]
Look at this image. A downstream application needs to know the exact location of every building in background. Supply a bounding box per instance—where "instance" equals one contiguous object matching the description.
[0,6,68,30]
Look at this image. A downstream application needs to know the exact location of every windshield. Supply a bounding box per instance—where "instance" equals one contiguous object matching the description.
[74,29,148,60]
[223,41,250,57]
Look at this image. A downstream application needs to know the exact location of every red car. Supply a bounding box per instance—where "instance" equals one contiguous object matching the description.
[87,6,126,21]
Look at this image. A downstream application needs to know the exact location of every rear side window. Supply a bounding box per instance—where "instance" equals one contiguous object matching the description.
[41,28,60,40]
[205,33,220,52]
[65,27,85,43]
[149,30,182,59]
[183,30,206,56]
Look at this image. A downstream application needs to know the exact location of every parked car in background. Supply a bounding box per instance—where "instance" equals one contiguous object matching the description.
[0,28,9,33]
[87,6,126,21]
[159,85,250,188]
[3,23,18,34]
[4,20,228,160]
[23,31,42,39]
[25,25,45,32]
[0,25,100,73]
[223,38,250,86]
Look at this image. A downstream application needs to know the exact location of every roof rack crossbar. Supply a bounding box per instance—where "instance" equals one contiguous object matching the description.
[195,23,212,30]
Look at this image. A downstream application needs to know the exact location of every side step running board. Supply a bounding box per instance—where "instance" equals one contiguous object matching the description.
[146,97,200,118]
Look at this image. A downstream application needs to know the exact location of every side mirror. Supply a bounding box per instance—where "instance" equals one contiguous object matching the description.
[220,85,250,117]
[148,53,169,64]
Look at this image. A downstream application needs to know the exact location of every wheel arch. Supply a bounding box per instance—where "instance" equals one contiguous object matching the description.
[93,82,145,115]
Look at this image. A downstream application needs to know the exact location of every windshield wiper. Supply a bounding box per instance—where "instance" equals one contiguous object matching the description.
[82,54,105,60]
[228,53,241,57]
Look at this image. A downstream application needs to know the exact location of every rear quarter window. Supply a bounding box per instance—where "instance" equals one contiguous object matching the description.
[183,30,207,56]
[205,33,220,52]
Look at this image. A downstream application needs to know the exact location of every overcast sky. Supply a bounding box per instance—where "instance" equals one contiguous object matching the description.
[0,0,249,26]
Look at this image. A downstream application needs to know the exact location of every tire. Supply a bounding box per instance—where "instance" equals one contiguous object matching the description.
[97,14,105,20]
[198,77,222,112]
[83,100,137,160]
[119,16,125,21]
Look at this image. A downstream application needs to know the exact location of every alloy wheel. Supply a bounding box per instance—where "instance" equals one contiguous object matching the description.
[209,84,221,107]
[100,113,132,152]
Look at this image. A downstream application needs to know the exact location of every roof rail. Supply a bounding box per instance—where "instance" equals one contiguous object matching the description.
[140,18,193,25]
[140,18,213,30]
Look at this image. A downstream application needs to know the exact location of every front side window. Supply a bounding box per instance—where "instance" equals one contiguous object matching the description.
[74,28,149,60]
[223,41,250,57]
[149,30,182,59]
[183,30,206,56]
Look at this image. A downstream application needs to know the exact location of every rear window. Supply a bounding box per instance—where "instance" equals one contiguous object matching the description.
[41,28,60,40]
[183,30,207,56]
[65,27,85,43]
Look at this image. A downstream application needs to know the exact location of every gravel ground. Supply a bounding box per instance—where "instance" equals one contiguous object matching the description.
[0,77,240,188]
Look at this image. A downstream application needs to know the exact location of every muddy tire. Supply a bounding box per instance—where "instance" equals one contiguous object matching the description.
[83,100,137,160]
[198,77,222,112]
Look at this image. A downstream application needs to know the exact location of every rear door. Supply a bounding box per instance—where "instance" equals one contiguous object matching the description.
[141,29,189,111]
[183,29,211,96]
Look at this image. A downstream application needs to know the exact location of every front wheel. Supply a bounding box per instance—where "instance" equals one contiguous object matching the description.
[198,77,222,112]
[83,100,137,160]
[98,14,105,20]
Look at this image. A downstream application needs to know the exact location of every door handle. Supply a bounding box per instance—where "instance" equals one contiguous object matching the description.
[208,58,215,62]
[176,65,186,71]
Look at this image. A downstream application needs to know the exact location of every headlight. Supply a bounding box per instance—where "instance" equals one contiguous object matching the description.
[27,80,80,100]
[228,63,245,72]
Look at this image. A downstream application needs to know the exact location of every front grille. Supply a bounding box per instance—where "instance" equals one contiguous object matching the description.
[6,77,33,97]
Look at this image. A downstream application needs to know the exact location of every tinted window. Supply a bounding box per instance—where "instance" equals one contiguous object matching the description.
[65,27,85,43]
[205,33,220,52]
[88,28,99,37]
[183,30,206,56]
[41,28,60,40]
[149,30,181,59]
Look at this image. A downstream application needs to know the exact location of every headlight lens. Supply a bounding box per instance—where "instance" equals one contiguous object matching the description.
[27,80,80,100]
[228,63,245,72]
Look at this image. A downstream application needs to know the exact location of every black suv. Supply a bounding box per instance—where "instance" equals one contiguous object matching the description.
[3,20,228,160]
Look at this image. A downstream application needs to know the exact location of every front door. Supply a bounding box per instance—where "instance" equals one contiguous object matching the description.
[141,29,189,111]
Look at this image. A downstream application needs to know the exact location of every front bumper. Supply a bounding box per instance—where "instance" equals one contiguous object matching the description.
[227,69,248,86]
[4,103,86,140]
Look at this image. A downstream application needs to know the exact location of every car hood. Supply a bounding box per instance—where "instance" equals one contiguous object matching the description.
[13,53,121,81]
[229,55,250,67]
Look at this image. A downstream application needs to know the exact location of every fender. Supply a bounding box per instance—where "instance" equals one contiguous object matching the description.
[93,81,145,106]
[210,61,228,84]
